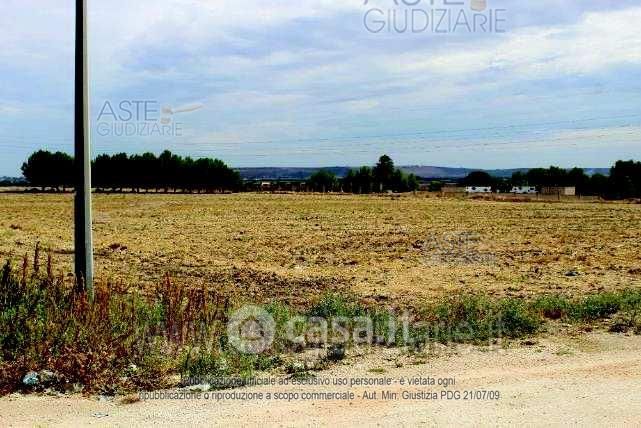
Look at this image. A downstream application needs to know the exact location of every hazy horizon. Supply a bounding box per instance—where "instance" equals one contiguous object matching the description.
[1,157,614,180]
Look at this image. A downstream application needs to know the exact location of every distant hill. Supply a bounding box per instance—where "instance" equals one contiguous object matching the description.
[237,167,351,180]
[0,176,26,186]
[582,168,611,176]
[4,166,612,185]
[236,167,610,181]
[398,166,529,179]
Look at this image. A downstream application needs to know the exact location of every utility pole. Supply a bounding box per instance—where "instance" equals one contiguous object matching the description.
[74,0,94,295]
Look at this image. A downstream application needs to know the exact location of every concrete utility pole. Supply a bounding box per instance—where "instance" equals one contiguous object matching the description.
[74,0,94,295]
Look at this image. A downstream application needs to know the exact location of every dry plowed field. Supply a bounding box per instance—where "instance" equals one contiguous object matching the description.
[1,193,640,306]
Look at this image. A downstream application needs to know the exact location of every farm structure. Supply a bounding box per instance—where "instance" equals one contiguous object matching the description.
[541,186,576,196]
[466,186,492,194]
[511,186,538,194]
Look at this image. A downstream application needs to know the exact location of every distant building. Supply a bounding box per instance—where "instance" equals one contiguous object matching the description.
[511,186,538,194]
[441,184,465,194]
[541,186,576,196]
[260,181,272,191]
[465,186,492,194]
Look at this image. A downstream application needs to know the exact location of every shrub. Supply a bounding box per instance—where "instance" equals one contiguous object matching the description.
[307,293,364,319]
[0,252,231,394]
[429,296,541,343]
[532,295,572,320]
[532,291,641,323]
[3,249,640,396]
[573,292,624,320]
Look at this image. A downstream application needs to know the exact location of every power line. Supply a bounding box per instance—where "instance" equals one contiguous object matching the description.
[137,112,641,148]
[1,113,639,155]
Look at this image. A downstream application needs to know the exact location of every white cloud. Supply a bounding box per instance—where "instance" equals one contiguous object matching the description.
[2,0,641,172]
[206,90,309,111]
[0,103,23,115]
[0,0,73,68]
[385,7,641,79]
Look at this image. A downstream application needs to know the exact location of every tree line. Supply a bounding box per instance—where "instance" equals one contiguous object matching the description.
[21,151,419,194]
[308,155,419,193]
[455,161,641,199]
[21,150,242,192]
[19,149,641,199]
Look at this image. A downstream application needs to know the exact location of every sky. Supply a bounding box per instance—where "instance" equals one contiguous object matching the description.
[1,0,641,176]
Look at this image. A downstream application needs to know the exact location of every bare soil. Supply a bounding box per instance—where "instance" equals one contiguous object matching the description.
[2,332,641,427]
[1,194,640,306]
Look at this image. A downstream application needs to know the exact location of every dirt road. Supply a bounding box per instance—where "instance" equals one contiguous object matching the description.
[2,332,641,427]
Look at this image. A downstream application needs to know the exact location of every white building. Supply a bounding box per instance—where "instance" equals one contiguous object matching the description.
[260,181,272,191]
[511,186,538,194]
[542,186,576,196]
[465,186,492,194]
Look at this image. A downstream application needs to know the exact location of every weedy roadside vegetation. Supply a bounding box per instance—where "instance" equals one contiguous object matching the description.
[2,248,641,395]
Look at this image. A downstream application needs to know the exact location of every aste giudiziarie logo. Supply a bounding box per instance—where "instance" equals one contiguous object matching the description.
[363,0,507,34]
[96,100,203,137]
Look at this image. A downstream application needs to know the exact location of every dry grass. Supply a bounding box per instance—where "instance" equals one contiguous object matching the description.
[1,193,640,306]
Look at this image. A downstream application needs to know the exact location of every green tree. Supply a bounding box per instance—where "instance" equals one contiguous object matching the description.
[462,171,493,186]
[373,155,395,192]
[609,160,641,199]
[589,173,609,197]
[342,169,356,193]
[158,150,182,192]
[23,149,240,194]
[428,180,444,192]
[308,169,337,192]
[406,173,419,192]
[354,166,373,194]
[568,167,590,195]
[510,171,527,186]
[21,150,73,191]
